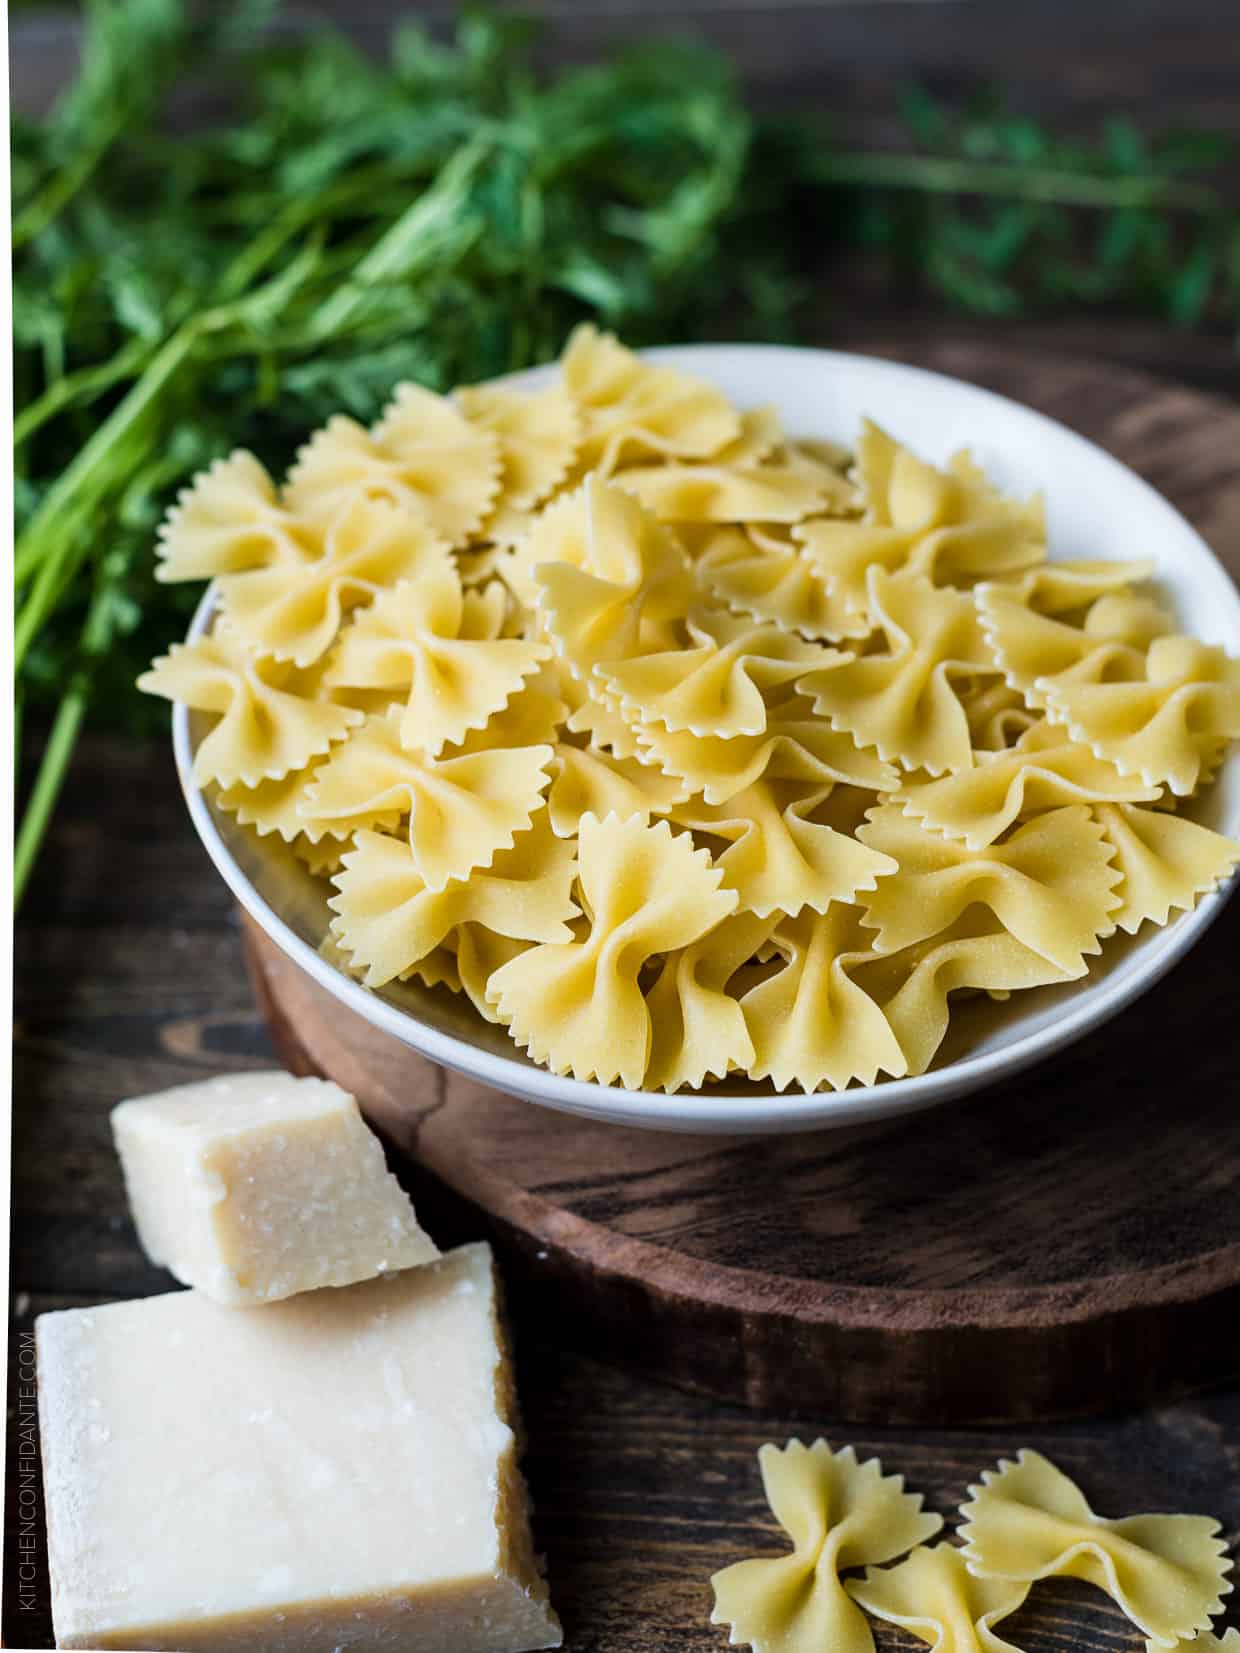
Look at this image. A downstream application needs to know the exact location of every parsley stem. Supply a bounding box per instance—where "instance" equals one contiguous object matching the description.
[807,151,1227,216]
[14,577,117,907]
[13,692,87,908]
[13,336,152,450]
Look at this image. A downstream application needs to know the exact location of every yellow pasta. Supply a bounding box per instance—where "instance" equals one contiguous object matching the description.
[302,709,554,891]
[848,1544,1029,1653]
[959,1449,1233,1647]
[323,570,550,754]
[560,322,740,472]
[800,568,998,776]
[286,384,500,544]
[142,329,1239,1095]
[139,630,361,789]
[710,1440,942,1653]
[488,812,737,1087]
[858,802,1122,975]
[796,420,1045,622]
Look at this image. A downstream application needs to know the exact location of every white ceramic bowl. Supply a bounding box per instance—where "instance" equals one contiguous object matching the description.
[174,345,1240,1134]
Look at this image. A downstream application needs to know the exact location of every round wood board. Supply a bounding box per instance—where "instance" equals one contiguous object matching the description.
[242,339,1240,1426]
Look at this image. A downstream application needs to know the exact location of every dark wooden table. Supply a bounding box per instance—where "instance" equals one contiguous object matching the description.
[10,4,1240,1649]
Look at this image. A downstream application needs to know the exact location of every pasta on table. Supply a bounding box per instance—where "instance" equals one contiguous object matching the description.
[140,324,1240,1094]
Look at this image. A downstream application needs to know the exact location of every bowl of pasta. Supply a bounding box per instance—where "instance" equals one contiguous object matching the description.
[152,330,1240,1134]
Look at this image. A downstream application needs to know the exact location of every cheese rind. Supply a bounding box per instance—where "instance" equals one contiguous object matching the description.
[37,1243,562,1653]
[111,1071,438,1304]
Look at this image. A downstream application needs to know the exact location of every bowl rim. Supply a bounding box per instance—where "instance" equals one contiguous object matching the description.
[172,342,1239,1132]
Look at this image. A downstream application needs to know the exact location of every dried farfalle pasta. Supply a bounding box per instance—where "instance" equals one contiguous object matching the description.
[218,494,453,667]
[488,812,737,1087]
[600,606,847,740]
[975,560,1156,708]
[301,710,554,890]
[741,905,907,1091]
[1040,633,1240,796]
[139,630,361,790]
[455,380,581,513]
[858,803,1122,975]
[145,329,1239,1096]
[959,1449,1233,1647]
[677,779,897,919]
[328,815,578,988]
[636,692,897,805]
[710,1440,942,1653]
[1094,802,1240,933]
[643,911,774,1092]
[800,568,998,776]
[847,1544,1029,1653]
[849,915,1077,1075]
[560,323,739,473]
[155,450,316,582]
[694,525,871,643]
[323,571,550,755]
[546,744,687,837]
[286,384,500,544]
[897,718,1161,849]
[532,475,694,678]
[796,420,1045,622]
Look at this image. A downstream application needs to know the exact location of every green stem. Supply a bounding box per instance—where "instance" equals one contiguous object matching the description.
[12,112,126,248]
[13,335,152,449]
[807,150,1228,215]
[13,694,88,907]
[14,575,121,908]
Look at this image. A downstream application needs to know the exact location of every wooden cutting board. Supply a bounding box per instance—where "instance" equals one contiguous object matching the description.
[243,339,1240,1426]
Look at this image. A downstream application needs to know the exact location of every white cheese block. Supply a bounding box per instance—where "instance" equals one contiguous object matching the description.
[111,1071,438,1305]
[36,1243,562,1652]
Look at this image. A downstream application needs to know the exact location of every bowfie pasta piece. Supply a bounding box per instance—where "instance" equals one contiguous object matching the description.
[531,475,694,678]
[488,813,737,1088]
[1040,633,1240,796]
[447,668,568,756]
[710,1440,943,1653]
[328,814,579,989]
[847,1544,1029,1653]
[740,904,908,1091]
[139,629,362,790]
[302,709,554,890]
[600,607,850,740]
[858,802,1122,975]
[614,409,845,526]
[961,677,1039,752]
[643,911,775,1092]
[694,525,871,643]
[155,450,317,582]
[795,420,1045,623]
[897,717,1162,849]
[637,691,897,805]
[848,913,1078,1075]
[1095,802,1240,933]
[216,762,399,845]
[545,743,687,837]
[975,559,1158,707]
[799,567,998,776]
[285,383,500,544]
[216,494,453,668]
[560,323,740,473]
[323,570,550,755]
[959,1449,1233,1647]
[676,780,898,920]
[455,380,581,513]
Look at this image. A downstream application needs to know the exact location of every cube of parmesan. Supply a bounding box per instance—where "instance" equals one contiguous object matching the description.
[111,1072,438,1305]
[36,1244,562,1652]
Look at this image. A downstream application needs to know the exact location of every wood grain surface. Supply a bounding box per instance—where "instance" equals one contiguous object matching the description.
[10,335,1240,1647]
